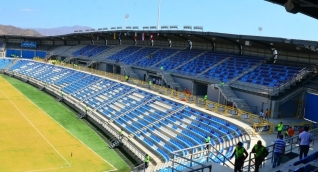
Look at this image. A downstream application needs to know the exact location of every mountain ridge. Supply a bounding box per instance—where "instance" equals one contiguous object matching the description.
[0,24,42,36]
[0,24,93,37]
[34,25,93,36]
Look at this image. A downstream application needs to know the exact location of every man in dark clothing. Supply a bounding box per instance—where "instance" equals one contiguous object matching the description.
[251,140,269,172]
[145,154,150,169]
[230,142,248,172]
[205,136,211,150]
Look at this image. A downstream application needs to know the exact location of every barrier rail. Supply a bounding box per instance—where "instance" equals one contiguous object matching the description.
[31,58,315,135]
[244,127,318,172]
[29,58,318,171]
[169,143,233,172]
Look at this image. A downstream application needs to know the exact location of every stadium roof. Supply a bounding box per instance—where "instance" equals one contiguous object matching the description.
[266,0,318,20]
[0,30,318,53]
[2,29,317,54]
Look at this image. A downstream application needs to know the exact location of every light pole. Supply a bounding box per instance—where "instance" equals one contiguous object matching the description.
[157,0,161,30]
[125,14,129,27]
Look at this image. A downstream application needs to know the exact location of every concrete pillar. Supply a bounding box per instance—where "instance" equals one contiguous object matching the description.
[271,100,280,118]
[191,81,196,95]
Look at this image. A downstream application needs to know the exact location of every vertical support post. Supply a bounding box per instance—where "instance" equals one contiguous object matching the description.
[248,152,252,172]
[218,90,221,104]
[157,0,161,30]
[172,153,175,172]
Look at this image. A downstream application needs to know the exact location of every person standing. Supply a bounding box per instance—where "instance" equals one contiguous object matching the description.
[272,48,278,63]
[148,80,152,89]
[168,39,172,47]
[205,136,211,150]
[144,154,150,169]
[251,140,269,172]
[259,110,264,123]
[265,109,269,120]
[272,135,286,168]
[288,126,295,138]
[298,126,313,159]
[204,95,208,102]
[230,142,248,172]
[85,105,89,115]
[277,122,283,138]
[188,40,192,50]
[119,128,124,140]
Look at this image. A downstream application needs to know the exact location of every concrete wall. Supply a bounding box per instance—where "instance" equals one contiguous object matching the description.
[98,63,107,71]
[279,95,300,118]
[133,68,147,81]
[233,89,270,114]
[172,76,193,91]
[207,85,220,103]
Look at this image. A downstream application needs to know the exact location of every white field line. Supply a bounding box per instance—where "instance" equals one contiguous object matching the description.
[25,165,71,172]
[0,89,72,168]
[2,77,118,170]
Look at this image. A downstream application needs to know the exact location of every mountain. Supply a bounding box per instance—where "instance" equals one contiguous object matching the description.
[0,24,42,36]
[34,25,93,36]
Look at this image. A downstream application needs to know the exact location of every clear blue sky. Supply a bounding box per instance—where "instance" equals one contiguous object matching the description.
[1,0,317,41]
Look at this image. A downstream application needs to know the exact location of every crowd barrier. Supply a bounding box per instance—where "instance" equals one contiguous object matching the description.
[32,58,315,135]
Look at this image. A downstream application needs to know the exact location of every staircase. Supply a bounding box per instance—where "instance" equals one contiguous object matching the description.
[122,65,140,79]
[94,45,130,61]
[4,58,19,70]
[196,57,231,77]
[216,85,253,113]
[170,51,206,72]
[149,51,181,69]
[60,45,87,63]
[49,46,73,56]
[87,60,95,67]
[56,96,63,102]
[228,61,264,83]
[305,73,318,90]
[130,48,162,66]
[160,72,183,91]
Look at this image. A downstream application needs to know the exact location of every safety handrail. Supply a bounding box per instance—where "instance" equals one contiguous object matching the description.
[244,127,318,172]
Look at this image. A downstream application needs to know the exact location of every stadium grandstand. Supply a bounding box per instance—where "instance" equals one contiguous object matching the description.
[1,2,318,172]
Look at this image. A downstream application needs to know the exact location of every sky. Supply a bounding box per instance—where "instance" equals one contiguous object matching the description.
[0,0,317,41]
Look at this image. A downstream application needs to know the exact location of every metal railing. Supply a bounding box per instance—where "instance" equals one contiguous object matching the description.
[169,143,234,172]
[244,127,318,172]
[231,68,309,96]
[30,58,318,171]
[54,88,148,164]
[132,163,146,172]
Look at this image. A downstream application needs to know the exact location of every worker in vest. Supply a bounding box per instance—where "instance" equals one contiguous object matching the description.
[144,154,150,169]
[277,122,283,138]
[85,105,89,115]
[119,128,124,140]
[230,142,248,172]
[148,80,152,89]
[284,130,289,138]
[204,95,208,103]
[60,90,63,98]
[205,136,211,150]
[45,82,48,87]
[251,140,269,172]
[125,75,129,82]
